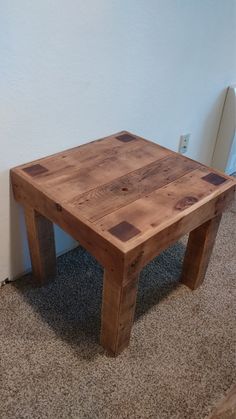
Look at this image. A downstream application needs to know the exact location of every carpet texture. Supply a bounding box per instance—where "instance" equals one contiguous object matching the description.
[0,198,235,419]
[208,384,236,419]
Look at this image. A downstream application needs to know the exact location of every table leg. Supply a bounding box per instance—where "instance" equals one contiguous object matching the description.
[100,270,138,355]
[180,214,222,290]
[24,206,57,283]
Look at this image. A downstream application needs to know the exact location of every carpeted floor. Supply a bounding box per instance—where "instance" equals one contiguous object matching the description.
[0,198,235,419]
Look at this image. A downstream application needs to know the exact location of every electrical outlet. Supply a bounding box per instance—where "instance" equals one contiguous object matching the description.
[179,134,190,154]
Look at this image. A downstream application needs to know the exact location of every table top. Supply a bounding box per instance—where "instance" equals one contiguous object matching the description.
[12,131,236,252]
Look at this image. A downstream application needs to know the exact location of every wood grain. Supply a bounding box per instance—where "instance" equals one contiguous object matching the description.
[97,167,235,249]
[180,215,222,290]
[11,170,125,278]
[19,133,171,201]
[122,188,235,284]
[101,270,138,355]
[71,155,199,222]
[11,130,236,355]
[24,206,56,283]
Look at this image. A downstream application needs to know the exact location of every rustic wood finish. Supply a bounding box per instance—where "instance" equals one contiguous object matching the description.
[24,207,56,283]
[71,155,199,222]
[23,164,49,177]
[11,131,236,355]
[101,270,139,355]
[180,215,222,290]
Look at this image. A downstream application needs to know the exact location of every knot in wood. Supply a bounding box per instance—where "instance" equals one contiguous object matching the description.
[128,251,144,274]
[175,196,198,210]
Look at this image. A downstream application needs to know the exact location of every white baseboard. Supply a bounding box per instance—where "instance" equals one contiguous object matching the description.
[0,243,79,288]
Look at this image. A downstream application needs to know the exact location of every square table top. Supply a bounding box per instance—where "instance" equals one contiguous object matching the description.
[11,131,236,254]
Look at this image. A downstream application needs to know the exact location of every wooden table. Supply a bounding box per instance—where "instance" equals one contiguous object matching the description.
[11,131,236,355]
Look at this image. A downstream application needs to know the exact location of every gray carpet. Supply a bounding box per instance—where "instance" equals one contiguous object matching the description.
[0,198,235,419]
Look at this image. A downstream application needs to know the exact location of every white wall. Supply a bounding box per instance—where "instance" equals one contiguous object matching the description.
[1,0,235,282]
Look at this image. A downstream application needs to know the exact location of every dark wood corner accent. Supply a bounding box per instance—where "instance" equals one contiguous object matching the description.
[108,221,141,242]
[202,172,227,186]
[23,164,48,177]
[115,133,136,143]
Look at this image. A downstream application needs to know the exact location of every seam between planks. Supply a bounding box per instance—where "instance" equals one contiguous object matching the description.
[76,163,201,223]
[115,181,235,251]
[66,153,173,204]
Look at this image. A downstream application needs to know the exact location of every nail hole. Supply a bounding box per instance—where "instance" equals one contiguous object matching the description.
[122,187,128,191]
[55,203,62,212]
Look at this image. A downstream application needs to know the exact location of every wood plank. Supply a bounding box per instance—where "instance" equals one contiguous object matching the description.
[18,140,171,201]
[16,132,129,171]
[180,215,222,290]
[97,167,234,247]
[70,155,200,221]
[16,133,140,189]
[121,188,235,284]
[101,270,138,355]
[46,142,171,198]
[18,133,168,182]
[24,206,56,283]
